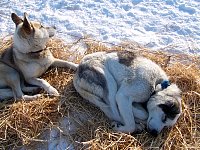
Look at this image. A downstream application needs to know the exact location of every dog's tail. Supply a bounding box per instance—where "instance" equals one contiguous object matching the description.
[52,59,79,71]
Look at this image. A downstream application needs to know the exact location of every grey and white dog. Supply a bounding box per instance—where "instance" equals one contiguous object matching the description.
[73,51,182,136]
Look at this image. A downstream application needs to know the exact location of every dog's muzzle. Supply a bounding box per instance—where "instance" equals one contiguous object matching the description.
[47,26,56,37]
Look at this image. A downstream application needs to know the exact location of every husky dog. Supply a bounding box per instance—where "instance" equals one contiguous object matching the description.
[0,13,77,100]
[73,51,182,136]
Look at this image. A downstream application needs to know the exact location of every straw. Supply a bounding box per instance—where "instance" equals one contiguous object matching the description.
[0,37,199,149]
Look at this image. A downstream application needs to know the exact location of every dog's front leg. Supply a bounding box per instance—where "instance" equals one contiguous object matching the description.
[113,91,136,133]
[52,58,78,71]
[132,103,148,121]
[104,68,121,122]
[26,78,59,96]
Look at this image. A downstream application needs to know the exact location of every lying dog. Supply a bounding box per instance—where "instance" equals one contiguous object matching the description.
[73,51,182,136]
[0,13,77,100]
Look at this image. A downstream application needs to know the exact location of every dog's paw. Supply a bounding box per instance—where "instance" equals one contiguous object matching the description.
[112,122,122,132]
[111,121,122,128]
[23,94,41,100]
[47,86,59,96]
[112,122,135,133]
[34,94,42,99]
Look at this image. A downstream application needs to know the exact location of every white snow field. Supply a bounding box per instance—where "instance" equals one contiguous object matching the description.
[0,0,200,55]
[0,0,199,149]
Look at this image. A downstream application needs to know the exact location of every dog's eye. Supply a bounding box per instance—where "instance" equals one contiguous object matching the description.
[162,114,167,123]
[40,24,44,29]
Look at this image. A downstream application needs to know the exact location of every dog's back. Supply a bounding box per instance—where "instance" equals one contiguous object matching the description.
[74,50,169,103]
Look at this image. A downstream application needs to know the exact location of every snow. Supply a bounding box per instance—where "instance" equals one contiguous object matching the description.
[48,128,75,150]
[46,112,91,150]
[0,0,199,55]
[0,0,200,149]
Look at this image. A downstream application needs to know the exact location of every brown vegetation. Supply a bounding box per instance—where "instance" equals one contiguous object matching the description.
[0,37,199,149]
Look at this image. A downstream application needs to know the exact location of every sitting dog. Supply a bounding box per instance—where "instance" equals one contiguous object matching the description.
[0,13,77,100]
[73,51,182,136]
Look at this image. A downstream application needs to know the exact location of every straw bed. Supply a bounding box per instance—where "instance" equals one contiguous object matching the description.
[0,37,199,149]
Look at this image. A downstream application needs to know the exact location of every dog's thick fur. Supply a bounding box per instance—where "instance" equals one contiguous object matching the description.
[0,13,77,100]
[73,51,182,135]
[0,60,41,100]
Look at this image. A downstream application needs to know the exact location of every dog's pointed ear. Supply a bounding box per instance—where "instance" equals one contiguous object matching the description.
[22,12,32,34]
[11,13,23,26]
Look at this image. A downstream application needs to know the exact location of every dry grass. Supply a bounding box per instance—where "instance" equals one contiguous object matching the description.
[0,37,199,149]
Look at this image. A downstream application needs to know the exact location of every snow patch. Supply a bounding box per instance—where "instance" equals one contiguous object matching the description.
[178,4,196,14]
[0,0,199,55]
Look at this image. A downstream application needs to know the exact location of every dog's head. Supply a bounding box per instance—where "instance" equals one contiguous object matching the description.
[147,84,182,136]
[11,13,56,53]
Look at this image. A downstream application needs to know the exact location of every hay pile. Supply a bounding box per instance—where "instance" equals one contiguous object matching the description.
[0,37,199,149]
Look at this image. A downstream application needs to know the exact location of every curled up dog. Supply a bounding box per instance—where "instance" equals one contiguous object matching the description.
[0,13,77,101]
[72,51,182,136]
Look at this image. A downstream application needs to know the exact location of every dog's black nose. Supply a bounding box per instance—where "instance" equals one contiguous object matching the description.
[149,129,158,137]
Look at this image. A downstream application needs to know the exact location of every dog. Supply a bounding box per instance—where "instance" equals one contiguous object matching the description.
[73,51,182,136]
[0,13,77,100]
